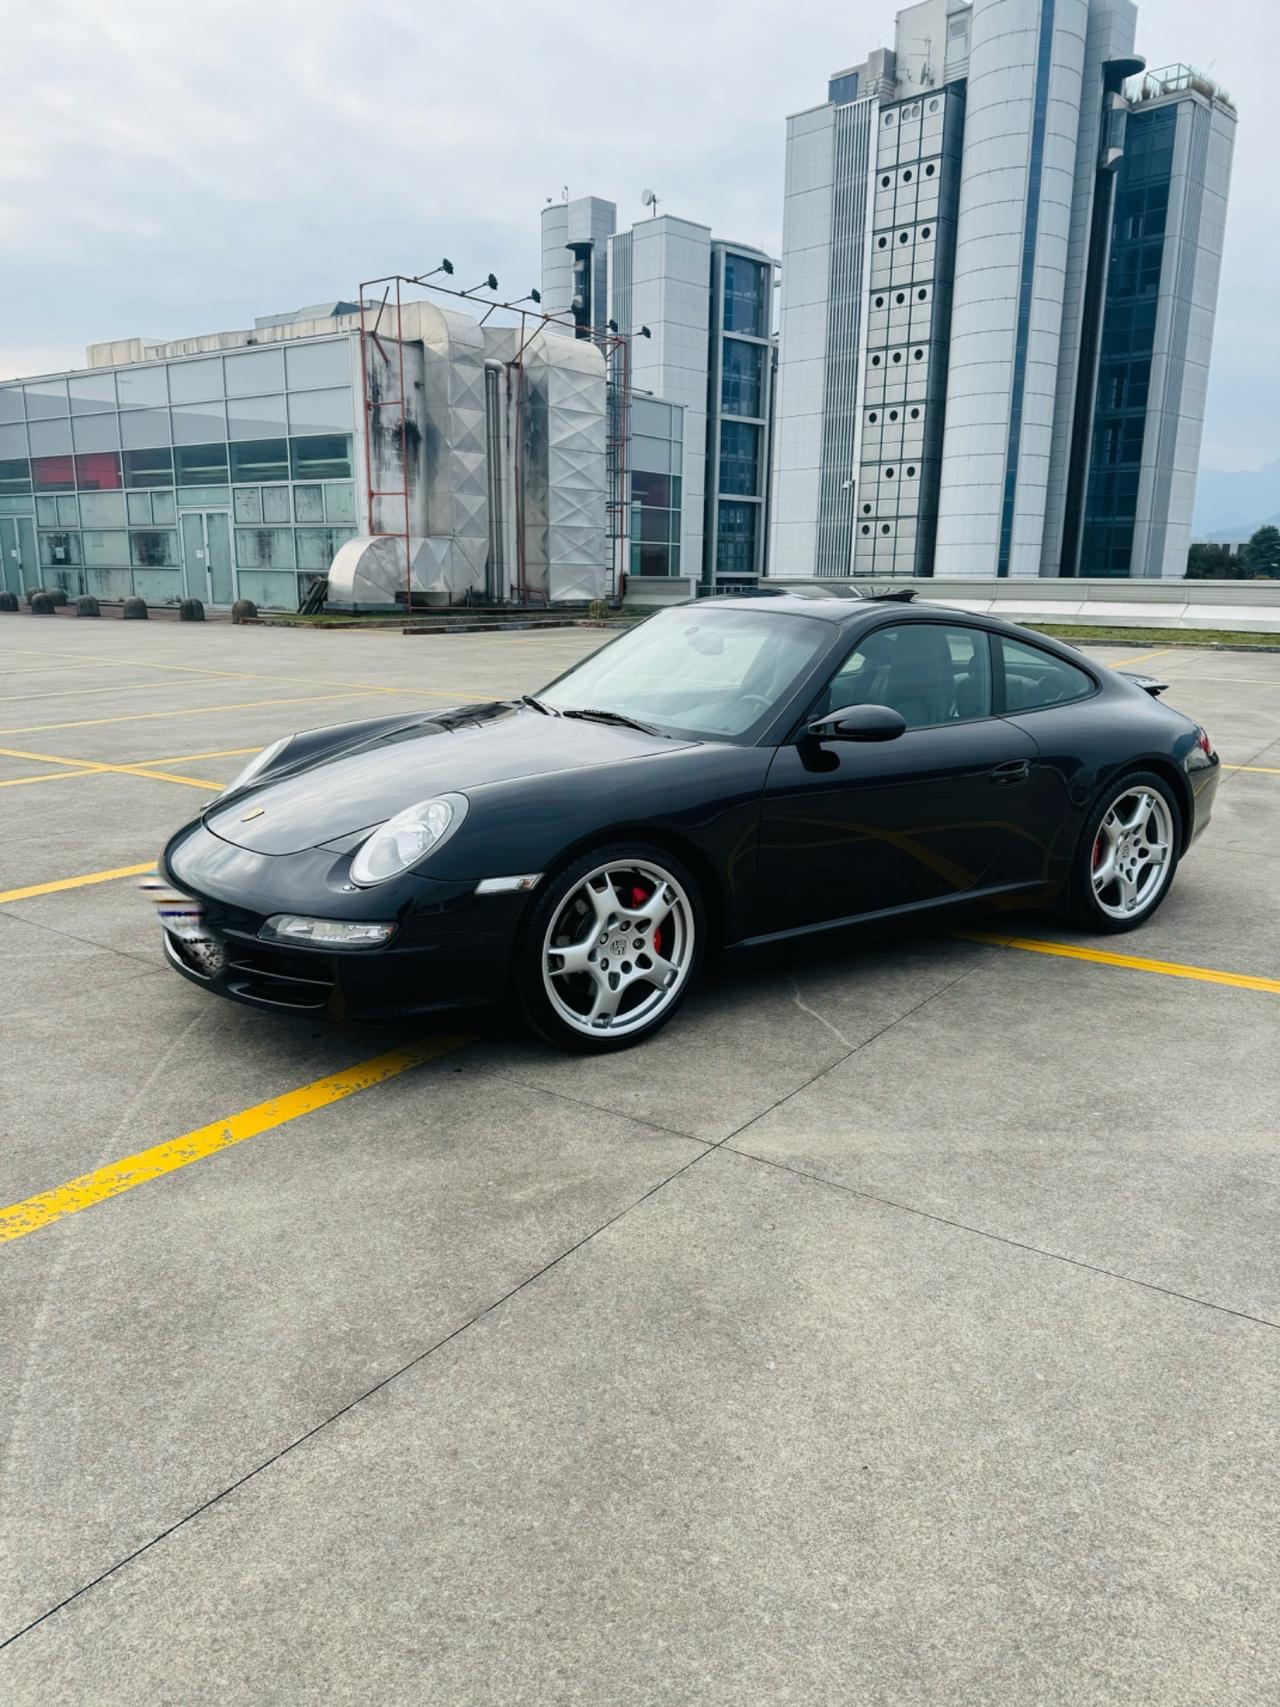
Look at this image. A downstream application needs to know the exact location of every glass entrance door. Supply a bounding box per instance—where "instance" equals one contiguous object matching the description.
[180,511,233,605]
[0,517,37,595]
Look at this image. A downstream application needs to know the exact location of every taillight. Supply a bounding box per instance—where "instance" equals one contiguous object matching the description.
[1196,726,1214,757]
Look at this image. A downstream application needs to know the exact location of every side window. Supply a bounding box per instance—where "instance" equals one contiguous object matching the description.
[815,623,992,729]
[998,636,1094,712]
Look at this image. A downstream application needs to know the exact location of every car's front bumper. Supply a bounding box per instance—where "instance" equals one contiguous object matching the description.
[158,825,528,1022]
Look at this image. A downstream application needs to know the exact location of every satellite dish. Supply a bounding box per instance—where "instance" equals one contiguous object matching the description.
[641,188,655,205]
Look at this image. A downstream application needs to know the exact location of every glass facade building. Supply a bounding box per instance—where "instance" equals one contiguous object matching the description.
[770,1,1236,582]
[0,337,357,607]
[706,243,774,586]
[1079,104,1174,575]
[596,213,776,587]
[627,396,684,578]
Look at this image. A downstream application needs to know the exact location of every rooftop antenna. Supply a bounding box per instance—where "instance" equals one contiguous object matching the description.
[561,184,569,202]
[641,187,660,219]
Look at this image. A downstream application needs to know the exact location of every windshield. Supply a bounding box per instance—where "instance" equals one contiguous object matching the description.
[540,606,831,741]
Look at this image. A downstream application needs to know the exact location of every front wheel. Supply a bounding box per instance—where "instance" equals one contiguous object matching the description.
[1069,771,1181,934]
[517,843,704,1051]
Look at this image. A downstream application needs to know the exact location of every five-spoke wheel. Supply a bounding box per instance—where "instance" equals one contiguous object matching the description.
[520,845,703,1050]
[1072,772,1180,933]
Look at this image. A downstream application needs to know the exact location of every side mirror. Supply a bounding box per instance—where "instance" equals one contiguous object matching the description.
[806,703,907,743]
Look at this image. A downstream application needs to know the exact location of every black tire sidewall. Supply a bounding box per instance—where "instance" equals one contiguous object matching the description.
[1070,770,1182,934]
[517,841,705,1051]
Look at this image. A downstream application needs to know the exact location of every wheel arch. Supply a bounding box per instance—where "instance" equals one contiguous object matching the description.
[534,821,732,950]
[1123,755,1194,854]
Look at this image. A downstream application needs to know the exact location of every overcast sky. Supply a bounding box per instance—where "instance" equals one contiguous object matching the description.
[0,0,1269,473]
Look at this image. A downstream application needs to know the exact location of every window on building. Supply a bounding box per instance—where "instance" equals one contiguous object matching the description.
[23,380,69,419]
[721,338,764,417]
[722,255,769,338]
[324,482,355,523]
[290,435,352,480]
[79,492,126,527]
[74,452,122,490]
[39,530,82,567]
[235,527,296,569]
[228,395,288,441]
[168,358,224,404]
[224,348,285,396]
[229,438,289,482]
[120,409,172,450]
[31,456,75,492]
[287,387,353,436]
[81,530,129,567]
[123,447,174,488]
[68,372,117,414]
[175,443,229,485]
[117,366,168,409]
[716,500,758,575]
[296,526,356,570]
[130,530,180,567]
[0,459,30,494]
[719,421,761,496]
[285,341,351,390]
[262,485,291,523]
[293,484,325,522]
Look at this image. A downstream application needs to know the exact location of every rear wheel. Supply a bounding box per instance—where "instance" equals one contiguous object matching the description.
[518,843,704,1051]
[1070,771,1180,934]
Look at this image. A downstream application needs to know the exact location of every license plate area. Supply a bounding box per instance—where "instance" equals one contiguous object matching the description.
[143,879,228,975]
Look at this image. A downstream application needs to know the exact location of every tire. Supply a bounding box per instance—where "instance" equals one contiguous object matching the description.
[1069,770,1181,934]
[517,841,705,1052]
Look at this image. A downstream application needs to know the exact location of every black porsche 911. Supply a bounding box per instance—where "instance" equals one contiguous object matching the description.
[154,593,1218,1050]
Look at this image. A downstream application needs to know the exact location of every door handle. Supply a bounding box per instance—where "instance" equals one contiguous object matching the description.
[990,759,1030,785]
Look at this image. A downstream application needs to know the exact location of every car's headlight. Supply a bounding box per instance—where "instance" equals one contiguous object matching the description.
[349,792,468,886]
[222,736,290,795]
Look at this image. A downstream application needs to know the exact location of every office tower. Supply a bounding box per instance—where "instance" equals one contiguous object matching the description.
[770,0,1236,580]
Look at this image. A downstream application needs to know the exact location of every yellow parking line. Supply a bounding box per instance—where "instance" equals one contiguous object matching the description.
[1105,647,1178,668]
[0,862,155,905]
[135,746,262,764]
[0,683,502,737]
[0,679,187,705]
[0,689,410,737]
[0,1035,470,1244]
[0,766,113,790]
[0,646,500,702]
[0,745,219,789]
[957,929,1280,995]
[1169,674,1280,687]
[1223,763,1280,775]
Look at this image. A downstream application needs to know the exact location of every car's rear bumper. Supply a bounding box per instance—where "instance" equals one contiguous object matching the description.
[1186,752,1220,849]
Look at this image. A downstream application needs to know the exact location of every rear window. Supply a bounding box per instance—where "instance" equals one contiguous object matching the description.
[998,636,1094,712]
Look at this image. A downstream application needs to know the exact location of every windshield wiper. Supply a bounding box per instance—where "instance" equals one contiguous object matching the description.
[521,693,557,716]
[559,707,660,736]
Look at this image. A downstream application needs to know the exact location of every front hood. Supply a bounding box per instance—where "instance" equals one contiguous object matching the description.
[203,704,692,855]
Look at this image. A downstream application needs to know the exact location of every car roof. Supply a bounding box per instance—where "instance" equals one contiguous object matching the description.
[693,591,972,628]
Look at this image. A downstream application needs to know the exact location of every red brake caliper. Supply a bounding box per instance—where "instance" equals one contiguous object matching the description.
[629,885,662,957]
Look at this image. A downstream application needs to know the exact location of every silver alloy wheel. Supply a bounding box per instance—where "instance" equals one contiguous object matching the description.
[541,858,694,1039]
[1091,786,1175,921]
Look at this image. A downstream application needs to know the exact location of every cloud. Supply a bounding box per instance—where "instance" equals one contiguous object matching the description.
[0,0,1273,475]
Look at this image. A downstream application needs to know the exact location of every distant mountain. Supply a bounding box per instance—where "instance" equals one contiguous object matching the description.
[1193,460,1280,537]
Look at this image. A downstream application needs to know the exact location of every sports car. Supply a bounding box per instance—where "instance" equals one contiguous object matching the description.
[155,592,1219,1050]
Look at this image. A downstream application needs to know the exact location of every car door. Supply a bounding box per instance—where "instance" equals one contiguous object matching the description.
[752,619,1040,938]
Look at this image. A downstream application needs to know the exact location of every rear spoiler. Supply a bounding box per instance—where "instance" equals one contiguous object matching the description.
[1118,670,1170,698]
